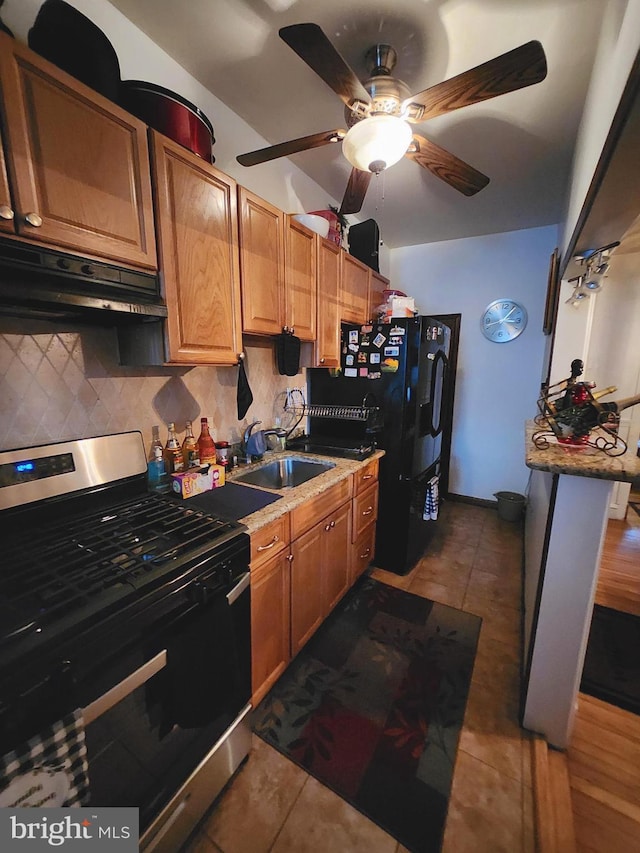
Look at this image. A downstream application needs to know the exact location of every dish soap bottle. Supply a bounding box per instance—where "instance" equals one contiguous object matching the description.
[197,417,216,466]
[147,427,169,493]
[182,420,200,468]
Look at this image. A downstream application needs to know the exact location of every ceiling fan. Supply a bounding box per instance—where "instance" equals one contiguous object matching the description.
[237,23,547,215]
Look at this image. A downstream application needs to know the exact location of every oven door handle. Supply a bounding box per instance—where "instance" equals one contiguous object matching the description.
[227,571,250,606]
[82,650,167,725]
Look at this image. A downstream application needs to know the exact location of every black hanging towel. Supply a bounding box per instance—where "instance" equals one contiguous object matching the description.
[237,356,253,420]
[276,331,301,376]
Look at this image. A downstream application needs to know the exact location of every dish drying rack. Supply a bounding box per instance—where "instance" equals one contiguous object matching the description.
[284,394,383,430]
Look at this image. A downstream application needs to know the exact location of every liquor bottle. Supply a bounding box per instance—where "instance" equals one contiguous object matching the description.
[164,422,184,474]
[182,420,200,468]
[150,425,164,461]
[197,417,217,466]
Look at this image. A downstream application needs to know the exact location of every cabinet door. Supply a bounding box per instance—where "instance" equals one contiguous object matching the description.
[0,133,15,234]
[370,270,389,320]
[151,132,242,365]
[351,523,376,585]
[285,216,316,341]
[352,482,379,541]
[341,252,370,323]
[251,551,291,706]
[315,237,341,367]
[323,501,351,614]
[0,33,156,268]
[238,187,285,335]
[290,523,324,655]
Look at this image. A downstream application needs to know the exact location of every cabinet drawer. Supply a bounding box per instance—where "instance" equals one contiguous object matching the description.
[352,482,378,542]
[354,458,379,495]
[290,477,352,540]
[351,522,376,583]
[250,514,290,569]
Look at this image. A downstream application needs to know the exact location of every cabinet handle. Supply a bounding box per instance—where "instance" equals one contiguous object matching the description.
[361,474,373,481]
[0,204,14,220]
[257,535,279,551]
[287,554,294,562]
[362,507,374,516]
[320,358,325,364]
[324,522,331,531]
[24,212,43,227]
[359,548,371,559]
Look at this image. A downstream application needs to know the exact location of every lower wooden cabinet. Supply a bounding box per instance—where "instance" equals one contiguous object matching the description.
[250,467,379,705]
[290,521,325,655]
[351,522,376,585]
[251,551,291,707]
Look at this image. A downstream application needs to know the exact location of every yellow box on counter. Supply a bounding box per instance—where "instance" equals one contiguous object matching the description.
[171,464,225,499]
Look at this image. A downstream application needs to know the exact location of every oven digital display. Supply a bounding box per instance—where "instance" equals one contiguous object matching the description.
[0,452,75,487]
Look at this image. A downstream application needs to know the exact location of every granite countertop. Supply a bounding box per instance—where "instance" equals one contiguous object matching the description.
[225,449,386,534]
[525,420,640,483]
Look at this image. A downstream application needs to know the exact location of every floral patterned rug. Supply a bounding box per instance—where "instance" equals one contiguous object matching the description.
[252,577,482,853]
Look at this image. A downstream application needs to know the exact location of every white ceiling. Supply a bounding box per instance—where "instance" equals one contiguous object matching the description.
[108,0,607,249]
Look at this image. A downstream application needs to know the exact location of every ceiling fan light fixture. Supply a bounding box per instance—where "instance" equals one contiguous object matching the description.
[342,115,412,173]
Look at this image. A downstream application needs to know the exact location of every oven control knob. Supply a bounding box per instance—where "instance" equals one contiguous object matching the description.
[189,581,208,605]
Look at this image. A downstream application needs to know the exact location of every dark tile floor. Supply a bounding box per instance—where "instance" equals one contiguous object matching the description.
[184,501,532,853]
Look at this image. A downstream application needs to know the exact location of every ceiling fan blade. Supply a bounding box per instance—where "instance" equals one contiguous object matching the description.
[406,134,490,196]
[339,168,373,215]
[279,23,371,109]
[404,41,547,122]
[237,129,345,166]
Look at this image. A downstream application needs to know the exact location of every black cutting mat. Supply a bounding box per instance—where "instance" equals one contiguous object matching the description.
[186,481,282,521]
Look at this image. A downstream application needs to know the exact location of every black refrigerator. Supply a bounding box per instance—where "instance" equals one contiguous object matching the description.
[307,315,458,575]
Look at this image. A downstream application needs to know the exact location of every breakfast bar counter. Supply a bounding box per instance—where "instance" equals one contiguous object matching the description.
[522,419,639,748]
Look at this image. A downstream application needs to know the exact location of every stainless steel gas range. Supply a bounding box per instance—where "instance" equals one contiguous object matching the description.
[0,432,252,851]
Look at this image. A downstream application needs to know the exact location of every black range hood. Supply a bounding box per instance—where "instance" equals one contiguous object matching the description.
[0,236,167,324]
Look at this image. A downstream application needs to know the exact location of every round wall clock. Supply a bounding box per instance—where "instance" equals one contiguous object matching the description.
[481,299,528,343]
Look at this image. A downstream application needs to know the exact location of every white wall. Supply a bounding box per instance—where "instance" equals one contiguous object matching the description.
[390,225,557,501]
[561,0,640,258]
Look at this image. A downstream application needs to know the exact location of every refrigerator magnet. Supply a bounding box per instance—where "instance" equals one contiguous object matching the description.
[384,346,400,357]
[348,343,359,353]
[348,329,359,344]
[373,332,386,347]
[360,333,371,346]
[357,351,367,363]
[368,371,381,379]
[381,358,399,373]
[370,352,380,364]
[344,367,358,378]
[359,368,368,377]
[390,325,405,336]
[345,354,354,366]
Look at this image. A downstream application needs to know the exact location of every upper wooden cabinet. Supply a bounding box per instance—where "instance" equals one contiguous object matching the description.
[315,236,341,367]
[0,32,156,269]
[238,187,285,336]
[370,270,390,320]
[285,215,316,341]
[151,131,242,365]
[341,252,371,324]
[238,190,317,341]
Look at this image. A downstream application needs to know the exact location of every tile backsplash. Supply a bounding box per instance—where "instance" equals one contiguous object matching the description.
[0,318,306,455]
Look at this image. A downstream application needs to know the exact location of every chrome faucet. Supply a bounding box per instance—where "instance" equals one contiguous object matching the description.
[240,420,262,462]
[243,420,262,446]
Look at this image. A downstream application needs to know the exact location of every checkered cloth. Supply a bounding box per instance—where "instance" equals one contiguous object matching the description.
[0,709,89,808]
[423,475,440,521]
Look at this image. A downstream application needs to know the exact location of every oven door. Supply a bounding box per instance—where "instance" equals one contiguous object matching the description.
[83,570,251,851]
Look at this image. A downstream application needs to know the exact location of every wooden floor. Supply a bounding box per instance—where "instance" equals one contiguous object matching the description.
[568,496,640,852]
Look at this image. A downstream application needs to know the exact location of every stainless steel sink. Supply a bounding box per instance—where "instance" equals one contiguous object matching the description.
[233,456,335,489]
